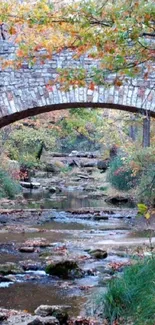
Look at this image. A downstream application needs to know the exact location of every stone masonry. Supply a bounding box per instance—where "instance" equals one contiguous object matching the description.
[0,40,155,127]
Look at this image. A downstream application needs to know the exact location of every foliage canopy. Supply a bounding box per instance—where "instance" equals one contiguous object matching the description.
[0,0,154,85]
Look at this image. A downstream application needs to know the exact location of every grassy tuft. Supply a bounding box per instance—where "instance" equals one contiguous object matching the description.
[95,258,155,325]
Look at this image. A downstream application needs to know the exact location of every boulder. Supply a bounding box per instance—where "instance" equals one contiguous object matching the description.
[89,249,108,259]
[45,260,83,279]
[0,263,23,275]
[27,318,43,325]
[68,159,80,167]
[45,161,65,173]
[35,305,69,324]
[48,186,57,193]
[19,247,35,253]
[97,159,109,171]
[53,161,65,169]
[80,162,96,168]
[0,312,7,321]
[69,151,79,157]
[27,316,59,325]
[105,196,130,205]
[48,153,68,157]
[20,260,43,271]
[45,163,58,173]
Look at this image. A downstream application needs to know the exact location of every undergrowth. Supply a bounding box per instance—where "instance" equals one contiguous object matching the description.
[0,169,21,199]
[96,258,155,325]
[107,156,136,191]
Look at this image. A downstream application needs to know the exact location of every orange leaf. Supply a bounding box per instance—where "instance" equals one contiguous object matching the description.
[114,78,123,87]
[9,26,16,35]
[89,82,95,91]
[16,49,25,58]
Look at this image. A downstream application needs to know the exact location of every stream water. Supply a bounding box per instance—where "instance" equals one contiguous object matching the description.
[0,186,150,319]
[23,189,135,210]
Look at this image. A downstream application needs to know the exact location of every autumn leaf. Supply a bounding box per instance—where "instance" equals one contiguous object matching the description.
[144,212,151,220]
[9,26,16,35]
[0,0,154,85]
[89,82,95,91]
[16,49,25,58]
[114,78,123,87]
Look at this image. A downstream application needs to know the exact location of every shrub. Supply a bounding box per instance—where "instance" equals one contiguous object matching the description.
[128,148,155,205]
[95,258,155,325]
[107,156,135,191]
[137,163,155,205]
[0,169,21,199]
[19,153,41,169]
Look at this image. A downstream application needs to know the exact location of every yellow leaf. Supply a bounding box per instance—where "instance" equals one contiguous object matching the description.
[137,203,148,214]
[145,212,150,220]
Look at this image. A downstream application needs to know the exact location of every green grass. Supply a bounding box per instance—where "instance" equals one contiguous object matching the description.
[96,258,155,325]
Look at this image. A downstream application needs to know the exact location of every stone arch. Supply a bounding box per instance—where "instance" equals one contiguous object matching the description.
[0,102,155,128]
[0,41,155,131]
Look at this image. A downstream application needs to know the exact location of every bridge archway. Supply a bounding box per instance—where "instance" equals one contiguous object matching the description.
[0,42,154,146]
[0,102,154,128]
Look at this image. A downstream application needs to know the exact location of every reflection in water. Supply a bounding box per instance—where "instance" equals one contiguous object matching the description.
[23,189,135,210]
[23,190,100,209]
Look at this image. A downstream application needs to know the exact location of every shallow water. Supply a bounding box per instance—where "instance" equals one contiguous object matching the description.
[0,211,133,315]
[0,282,87,315]
[0,182,142,317]
[23,189,135,210]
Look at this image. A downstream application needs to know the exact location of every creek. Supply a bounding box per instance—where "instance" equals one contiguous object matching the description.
[0,169,152,321]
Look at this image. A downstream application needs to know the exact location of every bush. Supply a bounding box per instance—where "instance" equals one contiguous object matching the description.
[128,148,155,204]
[19,153,41,169]
[107,156,136,191]
[95,258,155,325]
[0,169,21,199]
[137,163,155,205]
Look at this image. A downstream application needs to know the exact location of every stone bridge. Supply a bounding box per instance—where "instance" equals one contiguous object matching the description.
[0,40,155,128]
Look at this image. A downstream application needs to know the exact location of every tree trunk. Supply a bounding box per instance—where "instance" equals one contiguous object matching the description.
[129,124,138,141]
[142,113,150,147]
[129,114,138,142]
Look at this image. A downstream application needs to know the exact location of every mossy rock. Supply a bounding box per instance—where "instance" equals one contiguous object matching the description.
[52,309,68,325]
[45,260,83,279]
[89,249,108,259]
[0,263,23,275]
